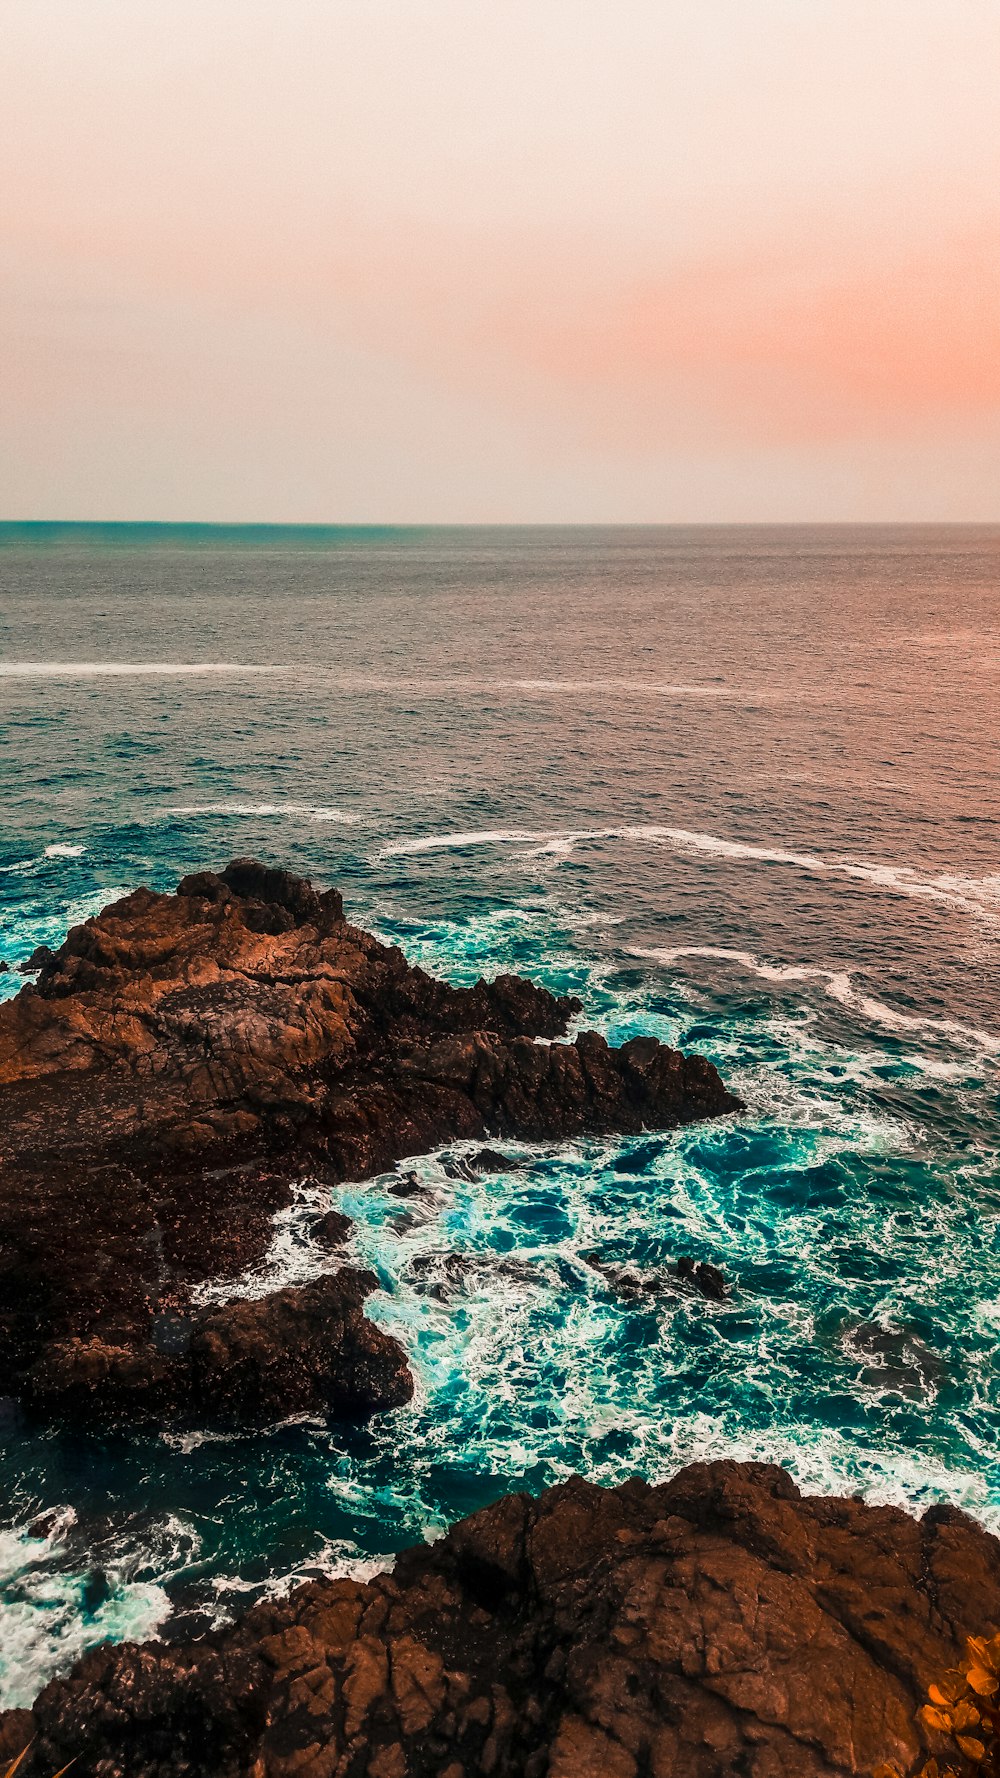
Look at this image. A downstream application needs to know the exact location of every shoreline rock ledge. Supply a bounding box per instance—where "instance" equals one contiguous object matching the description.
[2,1461,998,1777]
[0,858,741,1427]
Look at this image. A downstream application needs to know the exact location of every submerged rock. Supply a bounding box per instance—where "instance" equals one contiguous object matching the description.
[0,859,741,1428]
[409,1248,540,1301]
[677,1254,729,1300]
[581,1251,730,1306]
[841,1319,948,1398]
[4,1459,999,1777]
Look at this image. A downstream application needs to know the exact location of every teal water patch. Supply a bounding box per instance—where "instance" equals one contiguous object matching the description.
[0,855,133,998]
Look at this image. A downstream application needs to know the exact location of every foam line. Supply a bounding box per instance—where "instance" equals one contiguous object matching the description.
[634,944,1000,1055]
[165,803,358,822]
[0,662,286,677]
[305,675,786,699]
[376,824,1000,921]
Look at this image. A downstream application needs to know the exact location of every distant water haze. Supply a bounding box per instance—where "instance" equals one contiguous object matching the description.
[2,1,999,520]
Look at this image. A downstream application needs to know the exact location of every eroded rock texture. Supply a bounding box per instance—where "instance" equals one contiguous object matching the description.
[0,860,740,1425]
[3,1462,997,1778]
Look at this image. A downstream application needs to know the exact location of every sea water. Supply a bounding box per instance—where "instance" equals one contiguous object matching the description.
[1,523,998,1708]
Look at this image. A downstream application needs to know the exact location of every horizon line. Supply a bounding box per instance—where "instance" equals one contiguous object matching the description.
[2,518,999,539]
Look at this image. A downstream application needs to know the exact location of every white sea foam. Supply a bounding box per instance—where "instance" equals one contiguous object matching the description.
[376,823,1000,924]
[206,1542,389,1628]
[192,1182,338,1305]
[641,1418,1000,1534]
[165,802,358,823]
[0,661,285,676]
[633,944,1000,1055]
[0,1516,181,1709]
[1,845,85,880]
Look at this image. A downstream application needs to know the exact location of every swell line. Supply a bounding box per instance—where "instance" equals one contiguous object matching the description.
[376,824,1000,921]
[634,944,1000,1055]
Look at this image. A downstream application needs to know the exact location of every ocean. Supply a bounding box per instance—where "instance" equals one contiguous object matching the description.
[1,522,998,1709]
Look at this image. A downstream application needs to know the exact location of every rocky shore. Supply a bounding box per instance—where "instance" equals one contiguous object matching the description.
[2,863,996,1776]
[0,859,741,1427]
[3,1460,998,1777]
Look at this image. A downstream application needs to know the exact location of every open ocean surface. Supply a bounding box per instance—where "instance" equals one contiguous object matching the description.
[1,522,998,1708]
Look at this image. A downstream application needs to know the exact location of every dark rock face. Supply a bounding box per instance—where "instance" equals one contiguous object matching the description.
[465,1147,524,1173]
[0,859,741,1428]
[4,1461,999,1778]
[22,1272,413,1427]
[312,1209,354,1249]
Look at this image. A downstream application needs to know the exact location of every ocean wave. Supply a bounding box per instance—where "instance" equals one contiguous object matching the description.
[1,845,85,874]
[306,674,793,701]
[376,824,1000,923]
[164,802,358,823]
[633,944,1000,1055]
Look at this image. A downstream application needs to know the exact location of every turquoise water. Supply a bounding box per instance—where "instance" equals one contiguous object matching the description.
[1,524,999,1707]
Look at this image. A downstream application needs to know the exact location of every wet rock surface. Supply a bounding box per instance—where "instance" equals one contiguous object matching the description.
[3,1460,998,1778]
[0,859,741,1428]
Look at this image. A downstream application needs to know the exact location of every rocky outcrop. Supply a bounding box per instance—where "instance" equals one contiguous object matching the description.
[3,1460,998,1777]
[21,1271,413,1427]
[0,860,741,1427]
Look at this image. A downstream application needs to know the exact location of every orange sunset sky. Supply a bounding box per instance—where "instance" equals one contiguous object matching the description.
[2,0,999,522]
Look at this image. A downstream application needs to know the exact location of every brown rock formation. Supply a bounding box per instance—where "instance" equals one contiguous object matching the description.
[21,1271,413,1426]
[0,859,741,1426]
[3,1461,997,1777]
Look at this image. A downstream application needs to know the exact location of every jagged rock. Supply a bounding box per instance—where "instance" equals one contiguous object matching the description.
[312,1209,354,1248]
[466,1146,525,1172]
[388,1172,429,1199]
[581,1250,663,1301]
[0,860,740,1428]
[4,1460,999,1777]
[17,943,55,974]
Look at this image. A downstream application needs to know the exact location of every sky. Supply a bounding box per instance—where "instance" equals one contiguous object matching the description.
[2,0,999,523]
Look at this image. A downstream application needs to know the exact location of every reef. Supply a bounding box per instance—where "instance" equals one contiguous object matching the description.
[3,1460,999,1777]
[0,859,741,1428]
